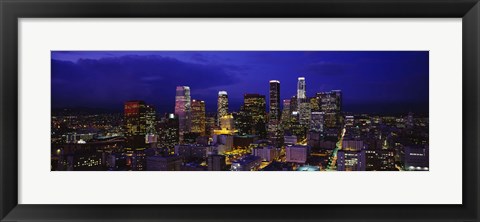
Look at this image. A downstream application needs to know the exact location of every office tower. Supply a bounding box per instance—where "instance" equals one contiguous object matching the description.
[285,145,309,164]
[310,111,324,132]
[146,155,183,171]
[342,140,364,151]
[404,145,429,171]
[217,91,229,125]
[297,77,306,106]
[174,144,209,161]
[208,154,227,171]
[332,90,342,112]
[290,95,298,114]
[269,80,281,121]
[309,96,321,112]
[157,113,179,150]
[145,104,156,134]
[317,90,342,113]
[214,114,237,135]
[190,99,206,135]
[337,150,366,171]
[124,100,148,137]
[231,155,262,171]
[205,113,216,137]
[296,77,310,125]
[298,102,311,125]
[316,90,342,129]
[281,99,291,121]
[175,86,191,143]
[243,94,267,137]
[364,149,396,171]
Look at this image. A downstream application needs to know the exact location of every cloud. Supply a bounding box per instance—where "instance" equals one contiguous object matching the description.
[305,61,348,76]
[51,54,242,110]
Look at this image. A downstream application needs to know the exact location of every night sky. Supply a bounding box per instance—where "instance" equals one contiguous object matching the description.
[51,51,429,115]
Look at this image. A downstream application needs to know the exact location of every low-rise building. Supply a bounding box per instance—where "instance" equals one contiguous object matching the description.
[231,155,262,171]
[286,145,309,164]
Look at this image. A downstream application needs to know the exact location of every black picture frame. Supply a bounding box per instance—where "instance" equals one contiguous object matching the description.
[1,0,479,221]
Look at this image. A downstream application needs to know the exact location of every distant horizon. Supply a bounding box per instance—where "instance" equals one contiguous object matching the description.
[52,51,429,115]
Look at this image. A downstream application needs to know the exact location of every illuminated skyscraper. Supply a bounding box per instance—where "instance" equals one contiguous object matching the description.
[205,113,216,137]
[281,99,291,122]
[309,96,320,112]
[124,100,153,171]
[157,113,179,150]
[310,111,324,132]
[297,77,310,125]
[145,104,156,134]
[297,77,306,106]
[290,95,298,114]
[190,99,206,135]
[124,100,148,137]
[269,80,281,121]
[214,114,237,135]
[217,91,228,125]
[175,86,191,143]
[298,103,311,125]
[316,90,342,128]
[243,94,267,137]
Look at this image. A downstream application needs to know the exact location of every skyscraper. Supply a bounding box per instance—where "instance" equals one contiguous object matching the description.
[124,100,152,171]
[310,111,324,132]
[269,80,281,121]
[190,99,206,135]
[280,99,293,132]
[157,113,179,150]
[205,113,216,137]
[297,77,306,106]
[243,94,267,137]
[124,100,148,138]
[175,86,191,143]
[145,104,156,134]
[217,91,228,125]
[317,90,342,113]
[290,95,298,114]
[297,77,310,125]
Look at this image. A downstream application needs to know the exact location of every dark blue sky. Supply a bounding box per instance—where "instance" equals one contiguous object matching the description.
[51,51,429,115]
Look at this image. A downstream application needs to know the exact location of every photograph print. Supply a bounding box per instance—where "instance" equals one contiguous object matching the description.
[51,51,429,171]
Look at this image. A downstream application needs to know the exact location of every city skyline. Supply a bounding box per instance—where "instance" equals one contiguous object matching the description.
[52,51,429,115]
[51,51,429,172]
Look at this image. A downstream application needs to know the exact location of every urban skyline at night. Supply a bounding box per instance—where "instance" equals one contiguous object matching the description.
[52,51,429,115]
[51,51,429,172]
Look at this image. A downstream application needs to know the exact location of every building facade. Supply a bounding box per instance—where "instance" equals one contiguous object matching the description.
[269,80,281,121]
[175,86,191,143]
[190,99,206,135]
[243,94,267,137]
[217,91,228,125]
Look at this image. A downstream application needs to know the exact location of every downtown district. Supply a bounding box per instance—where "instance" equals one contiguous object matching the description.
[51,77,429,171]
